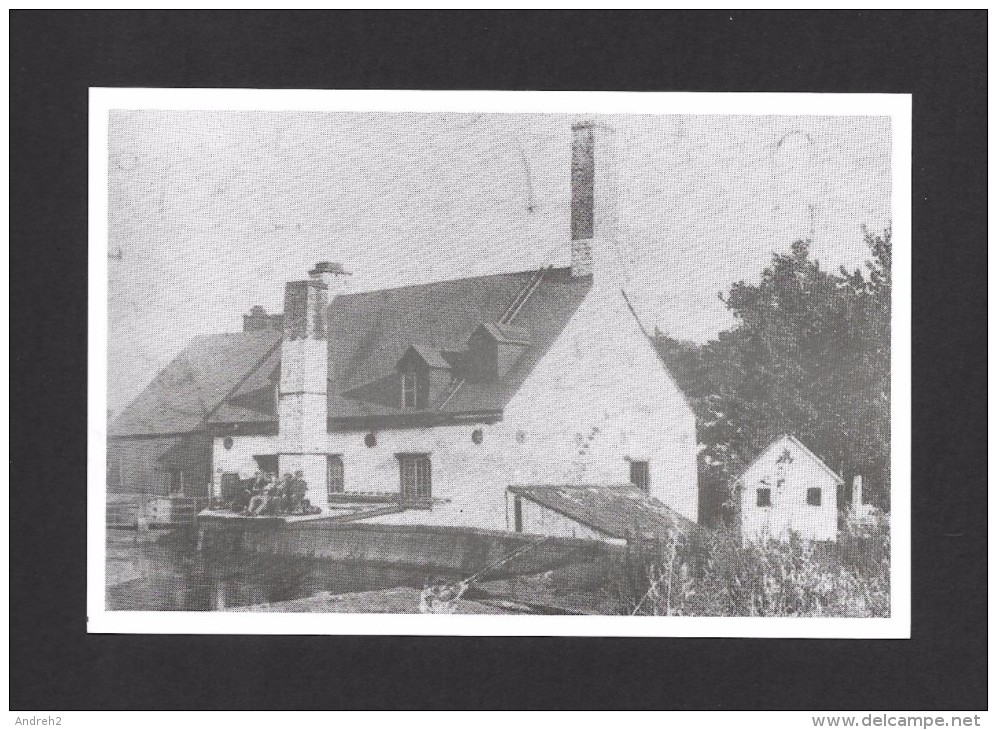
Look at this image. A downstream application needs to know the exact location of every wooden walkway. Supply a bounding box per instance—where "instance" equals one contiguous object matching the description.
[106,493,208,530]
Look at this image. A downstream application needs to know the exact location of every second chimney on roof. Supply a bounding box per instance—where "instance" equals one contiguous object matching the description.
[570,120,619,281]
[243,305,283,332]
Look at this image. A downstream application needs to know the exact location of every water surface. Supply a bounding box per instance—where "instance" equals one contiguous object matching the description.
[106,528,441,611]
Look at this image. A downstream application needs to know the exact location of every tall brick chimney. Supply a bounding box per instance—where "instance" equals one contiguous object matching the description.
[277,264,338,511]
[570,119,618,281]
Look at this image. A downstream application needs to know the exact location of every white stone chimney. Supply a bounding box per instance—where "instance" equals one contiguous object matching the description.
[570,119,620,283]
[277,262,347,512]
[852,475,864,515]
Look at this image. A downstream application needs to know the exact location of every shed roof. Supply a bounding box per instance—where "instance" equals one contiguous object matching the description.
[508,484,698,540]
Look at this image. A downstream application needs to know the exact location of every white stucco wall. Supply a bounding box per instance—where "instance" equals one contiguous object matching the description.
[500,285,698,522]
[739,436,841,543]
[213,434,278,488]
[212,283,698,531]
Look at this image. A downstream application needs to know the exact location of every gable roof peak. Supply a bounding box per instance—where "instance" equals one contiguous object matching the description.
[397,343,452,371]
[472,321,531,346]
[734,434,844,486]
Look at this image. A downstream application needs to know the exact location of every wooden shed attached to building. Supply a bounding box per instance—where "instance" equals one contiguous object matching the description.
[506,484,697,542]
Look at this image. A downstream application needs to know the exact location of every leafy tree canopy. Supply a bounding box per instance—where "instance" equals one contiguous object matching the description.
[655,227,891,520]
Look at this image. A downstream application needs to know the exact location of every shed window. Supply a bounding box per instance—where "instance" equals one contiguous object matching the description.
[806,487,822,506]
[629,460,650,493]
[513,496,523,533]
[756,488,772,507]
[327,455,344,496]
[401,371,418,409]
[398,454,431,501]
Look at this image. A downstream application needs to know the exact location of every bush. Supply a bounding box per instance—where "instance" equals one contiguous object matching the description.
[619,516,890,617]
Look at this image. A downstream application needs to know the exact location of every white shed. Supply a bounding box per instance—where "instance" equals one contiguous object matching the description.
[735,435,843,544]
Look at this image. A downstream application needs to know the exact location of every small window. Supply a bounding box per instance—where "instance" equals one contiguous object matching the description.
[401,371,418,409]
[757,488,772,507]
[513,496,523,533]
[168,468,184,496]
[807,487,822,506]
[398,453,431,501]
[629,460,650,493]
[327,455,344,497]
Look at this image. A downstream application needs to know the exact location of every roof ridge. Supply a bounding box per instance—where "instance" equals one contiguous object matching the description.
[337,266,567,300]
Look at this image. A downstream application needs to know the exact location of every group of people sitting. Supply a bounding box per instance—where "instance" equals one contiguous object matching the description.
[229,470,322,517]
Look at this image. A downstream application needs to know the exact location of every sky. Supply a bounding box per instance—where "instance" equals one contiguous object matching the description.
[107,110,891,415]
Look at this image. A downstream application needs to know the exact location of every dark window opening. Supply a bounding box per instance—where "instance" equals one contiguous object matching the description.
[327,455,344,496]
[398,454,431,501]
[629,460,650,493]
[513,496,523,533]
[220,472,242,502]
[168,468,184,496]
[806,487,822,506]
[253,454,278,475]
[757,488,772,507]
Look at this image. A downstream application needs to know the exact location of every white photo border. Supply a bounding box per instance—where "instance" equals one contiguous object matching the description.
[88,89,911,638]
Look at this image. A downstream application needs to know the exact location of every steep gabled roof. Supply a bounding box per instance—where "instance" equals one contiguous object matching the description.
[110,330,280,436]
[508,484,698,540]
[323,266,590,425]
[118,267,592,435]
[732,434,845,486]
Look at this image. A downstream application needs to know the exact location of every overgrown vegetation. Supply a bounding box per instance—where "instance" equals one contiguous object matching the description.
[617,514,890,617]
[655,227,892,520]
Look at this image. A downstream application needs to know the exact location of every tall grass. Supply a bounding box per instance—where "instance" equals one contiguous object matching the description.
[618,514,890,617]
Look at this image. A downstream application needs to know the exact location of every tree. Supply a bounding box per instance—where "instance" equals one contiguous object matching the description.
[656,227,892,520]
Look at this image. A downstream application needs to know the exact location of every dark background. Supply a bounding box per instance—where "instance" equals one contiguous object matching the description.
[10,10,987,710]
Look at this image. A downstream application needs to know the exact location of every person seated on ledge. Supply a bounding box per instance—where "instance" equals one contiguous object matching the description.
[286,470,308,514]
[232,471,263,514]
[247,472,280,516]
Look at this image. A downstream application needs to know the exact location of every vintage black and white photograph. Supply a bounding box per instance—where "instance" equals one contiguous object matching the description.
[92,92,907,631]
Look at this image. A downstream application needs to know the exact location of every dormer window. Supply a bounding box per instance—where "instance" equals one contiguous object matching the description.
[401,371,418,409]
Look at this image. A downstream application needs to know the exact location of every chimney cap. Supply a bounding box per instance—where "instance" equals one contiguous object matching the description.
[310,261,351,276]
